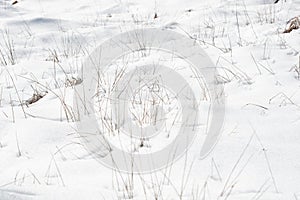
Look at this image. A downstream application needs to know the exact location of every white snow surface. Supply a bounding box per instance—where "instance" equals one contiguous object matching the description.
[0,0,300,199]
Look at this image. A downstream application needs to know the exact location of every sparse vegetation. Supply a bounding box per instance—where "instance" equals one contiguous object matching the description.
[0,0,299,199]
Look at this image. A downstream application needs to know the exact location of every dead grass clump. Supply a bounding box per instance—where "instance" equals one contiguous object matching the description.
[64,77,82,87]
[23,91,47,106]
[283,17,300,33]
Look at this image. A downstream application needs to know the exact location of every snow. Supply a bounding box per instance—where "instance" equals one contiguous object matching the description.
[0,0,300,199]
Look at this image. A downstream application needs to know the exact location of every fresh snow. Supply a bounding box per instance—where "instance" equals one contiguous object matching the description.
[0,0,300,199]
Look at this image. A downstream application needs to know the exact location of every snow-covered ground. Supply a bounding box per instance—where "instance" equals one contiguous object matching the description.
[0,0,300,199]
